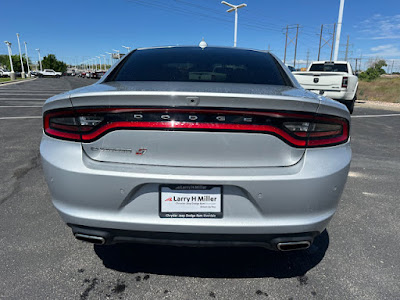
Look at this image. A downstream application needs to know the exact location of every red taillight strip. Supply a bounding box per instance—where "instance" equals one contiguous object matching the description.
[43,107,349,147]
[45,128,81,140]
[80,121,307,146]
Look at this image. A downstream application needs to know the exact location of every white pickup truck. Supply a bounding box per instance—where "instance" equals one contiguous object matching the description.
[293,61,358,113]
[37,69,62,78]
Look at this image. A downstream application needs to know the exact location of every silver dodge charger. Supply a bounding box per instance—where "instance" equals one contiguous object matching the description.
[40,46,351,251]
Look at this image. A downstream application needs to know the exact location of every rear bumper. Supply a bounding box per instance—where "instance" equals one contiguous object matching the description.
[40,134,351,241]
[69,224,319,250]
[308,89,354,101]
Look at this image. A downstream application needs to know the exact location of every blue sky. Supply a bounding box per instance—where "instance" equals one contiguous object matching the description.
[2,0,400,70]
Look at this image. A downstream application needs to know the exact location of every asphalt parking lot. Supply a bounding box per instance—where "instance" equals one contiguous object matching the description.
[0,77,399,300]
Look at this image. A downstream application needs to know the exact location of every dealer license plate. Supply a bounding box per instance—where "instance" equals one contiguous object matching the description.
[160,185,222,218]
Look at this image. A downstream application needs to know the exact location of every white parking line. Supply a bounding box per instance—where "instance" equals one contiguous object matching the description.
[0,116,41,120]
[0,94,55,96]
[0,89,66,91]
[0,90,67,93]
[0,106,42,108]
[352,114,400,118]
[0,98,46,101]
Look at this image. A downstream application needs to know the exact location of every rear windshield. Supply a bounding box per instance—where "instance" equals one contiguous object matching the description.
[309,63,348,72]
[108,47,289,86]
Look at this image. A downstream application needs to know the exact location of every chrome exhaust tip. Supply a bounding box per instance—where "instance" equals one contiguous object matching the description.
[277,241,311,251]
[74,233,106,245]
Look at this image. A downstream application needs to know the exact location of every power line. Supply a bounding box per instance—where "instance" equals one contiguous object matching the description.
[130,0,285,34]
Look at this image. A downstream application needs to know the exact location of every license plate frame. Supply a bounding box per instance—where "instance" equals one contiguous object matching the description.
[159,184,223,218]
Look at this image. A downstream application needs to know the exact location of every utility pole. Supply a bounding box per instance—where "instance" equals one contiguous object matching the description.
[318,24,336,61]
[334,0,345,61]
[284,25,288,64]
[330,23,336,61]
[306,49,310,69]
[283,25,300,67]
[390,60,395,74]
[345,35,349,61]
[318,25,323,61]
[293,24,299,68]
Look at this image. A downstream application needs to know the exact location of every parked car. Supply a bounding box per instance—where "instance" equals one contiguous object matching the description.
[0,68,12,77]
[293,61,358,113]
[37,69,62,78]
[41,46,351,251]
[91,71,106,79]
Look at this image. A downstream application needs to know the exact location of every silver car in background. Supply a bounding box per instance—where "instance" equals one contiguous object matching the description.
[40,46,351,251]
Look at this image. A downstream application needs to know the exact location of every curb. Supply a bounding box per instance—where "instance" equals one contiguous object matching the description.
[355,100,400,112]
[0,78,38,86]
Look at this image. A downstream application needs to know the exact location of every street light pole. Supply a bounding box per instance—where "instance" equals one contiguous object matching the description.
[16,33,26,78]
[94,58,98,71]
[333,0,345,61]
[100,54,107,70]
[221,1,247,47]
[4,41,16,80]
[122,45,131,54]
[36,49,42,71]
[96,56,102,71]
[24,41,31,76]
[106,52,113,66]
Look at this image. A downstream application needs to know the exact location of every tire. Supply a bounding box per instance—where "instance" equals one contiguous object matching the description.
[346,94,356,114]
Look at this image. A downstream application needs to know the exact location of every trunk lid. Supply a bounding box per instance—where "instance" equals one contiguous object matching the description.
[70,82,320,168]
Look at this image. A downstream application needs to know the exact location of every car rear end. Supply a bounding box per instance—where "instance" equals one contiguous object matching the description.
[293,62,356,100]
[40,47,351,251]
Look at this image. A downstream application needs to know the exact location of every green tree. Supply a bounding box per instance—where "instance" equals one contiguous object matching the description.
[359,59,387,81]
[0,54,30,72]
[41,54,67,73]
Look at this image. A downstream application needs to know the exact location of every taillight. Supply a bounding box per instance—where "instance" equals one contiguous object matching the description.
[342,76,348,88]
[43,107,349,147]
[43,109,104,142]
[283,115,349,147]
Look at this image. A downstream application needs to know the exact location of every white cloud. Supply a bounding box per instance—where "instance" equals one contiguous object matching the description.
[366,44,400,58]
[356,14,400,40]
[371,35,400,40]
[371,44,394,51]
